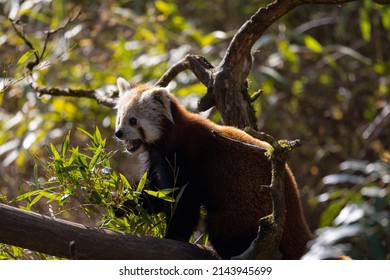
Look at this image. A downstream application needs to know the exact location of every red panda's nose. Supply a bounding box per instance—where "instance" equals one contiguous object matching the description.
[115,130,124,139]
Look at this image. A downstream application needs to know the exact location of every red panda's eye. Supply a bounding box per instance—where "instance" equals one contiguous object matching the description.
[129,117,137,126]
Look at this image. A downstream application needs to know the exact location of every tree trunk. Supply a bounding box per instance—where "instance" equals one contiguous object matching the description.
[0,204,216,260]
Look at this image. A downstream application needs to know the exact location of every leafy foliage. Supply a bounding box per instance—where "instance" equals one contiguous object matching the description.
[1,127,169,259]
[305,159,390,259]
[16,127,166,235]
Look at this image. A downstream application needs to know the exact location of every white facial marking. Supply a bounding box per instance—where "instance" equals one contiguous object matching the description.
[115,78,174,155]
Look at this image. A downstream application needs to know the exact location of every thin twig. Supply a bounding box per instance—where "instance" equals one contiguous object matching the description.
[41,9,81,60]
[10,19,40,66]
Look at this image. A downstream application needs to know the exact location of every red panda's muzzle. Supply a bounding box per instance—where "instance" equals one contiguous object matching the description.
[126,139,143,153]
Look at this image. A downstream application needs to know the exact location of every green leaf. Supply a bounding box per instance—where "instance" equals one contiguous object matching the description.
[50,144,61,160]
[137,172,148,193]
[69,146,79,159]
[33,164,39,186]
[360,8,371,41]
[144,190,176,202]
[155,0,176,16]
[28,193,45,210]
[303,35,323,53]
[319,198,348,227]
[382,8,390,32]
[119,174,131,190]
[93,126,103,146]
[77,127,94,140]
[77,154,88,168]
[61,132,70,158]
[60,165,80,173]
[175,183,188,205]
[16,50,36,67]
[10,189,42,203]
[89,144,103,168]
[144,188,180,203]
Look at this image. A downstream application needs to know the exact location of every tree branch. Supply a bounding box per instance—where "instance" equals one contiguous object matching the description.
[29,77,117,107]
[156,54,214,88]
[0,203,216,260]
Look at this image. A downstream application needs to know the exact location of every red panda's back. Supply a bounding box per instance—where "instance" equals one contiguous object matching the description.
[194,125,313,259]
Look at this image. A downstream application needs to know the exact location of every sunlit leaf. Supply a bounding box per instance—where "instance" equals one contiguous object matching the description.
[137,172,148,193]
[10,189,42,203]
[77,127,94,140]
[89,144,103,168]
[278,40,299,72]
[359,8,371,41]
[200,33,217,47]
[93,126,103,146]
[382,8,390,32]
[50,144,61,160]
[155,0,176,16]
[61,132,70,158]
[16,50,36,67]
[144,188,180,203]
[303,35,323,53]
[119,174,131,191]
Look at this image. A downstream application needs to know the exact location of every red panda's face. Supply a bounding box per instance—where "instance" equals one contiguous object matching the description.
[114,78,174,155]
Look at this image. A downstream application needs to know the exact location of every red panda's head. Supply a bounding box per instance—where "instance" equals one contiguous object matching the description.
[114,77,174,155]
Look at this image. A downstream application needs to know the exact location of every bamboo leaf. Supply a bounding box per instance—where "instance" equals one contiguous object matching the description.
[119,174,131,190]
[61,132,70,158]
[144,190,176,202]
[77,127,94,140]
[303,35,323,53]
[137,172,148,193]
[16,50,36,67]
[50,143,61,160]
[27,193,44,209]
[359,8,371,41]
[89,144,103,168]
[10,190,42,202]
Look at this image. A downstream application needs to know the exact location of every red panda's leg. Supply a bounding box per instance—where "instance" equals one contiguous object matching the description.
[165,185,201,242]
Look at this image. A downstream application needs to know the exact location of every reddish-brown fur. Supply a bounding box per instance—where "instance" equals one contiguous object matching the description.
[116,84,314,259]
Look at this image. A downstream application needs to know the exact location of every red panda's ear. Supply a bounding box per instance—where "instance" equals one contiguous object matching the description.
[117,77,133,97]
[149,88,174,124]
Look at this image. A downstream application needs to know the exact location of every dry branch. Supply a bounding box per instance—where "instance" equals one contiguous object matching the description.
[0,203,216,260]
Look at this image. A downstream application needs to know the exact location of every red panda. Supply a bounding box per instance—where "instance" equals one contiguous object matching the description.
[114,77,314,259]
